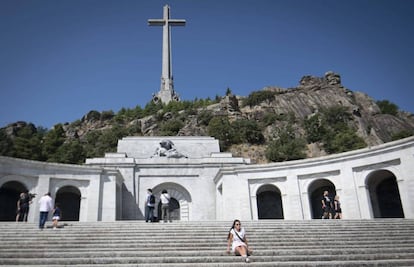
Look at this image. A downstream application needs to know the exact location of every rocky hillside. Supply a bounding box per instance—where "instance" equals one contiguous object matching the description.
[2,71,414,164]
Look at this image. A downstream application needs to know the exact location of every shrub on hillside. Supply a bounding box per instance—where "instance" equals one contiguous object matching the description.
[377,100,399,116]
[265,126,306,162]
[242,90,277,107]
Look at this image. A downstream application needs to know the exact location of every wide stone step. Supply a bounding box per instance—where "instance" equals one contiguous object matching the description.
[2,244,413,254]
[1,220,413,266]
[1,240,413,252]
[1,252,414,265]
[2,247,414,259]
[2,260,414,267]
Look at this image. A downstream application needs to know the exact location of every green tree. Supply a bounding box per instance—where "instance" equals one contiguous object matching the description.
[53,140,85,164]
[83,131,103,158]
[100,110,114,121]
[377,100,399,116]
[10,123,43,160]
[324,128,366,154]
[97,126,129,154]
[321,106,351,132]
[207,117,235,151]
[304,114,326,143]
[143,101,164,117]
[197,110,214,126]
[242,90,276,107]
[304,106,366,153]
[261,113,278,127]
[391,130,413,141]
[85,110,101,121]
[265,126,306,162]
[42,124,66,161]
[0,129,14,157]
[226,87,232,96]
[231,119,264,144]
[160,119,184,136]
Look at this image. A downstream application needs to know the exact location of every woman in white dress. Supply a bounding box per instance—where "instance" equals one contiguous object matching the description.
[226,219,251,263]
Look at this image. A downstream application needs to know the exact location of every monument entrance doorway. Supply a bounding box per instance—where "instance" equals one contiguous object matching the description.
[0,181,26,221]
[152,182,191,221]
[367,170,405,218]
[256,184,284,219]
[309,179,336,219]
[55,186,81,221]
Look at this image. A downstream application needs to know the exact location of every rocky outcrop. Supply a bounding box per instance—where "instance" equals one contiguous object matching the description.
[2,71,413,163]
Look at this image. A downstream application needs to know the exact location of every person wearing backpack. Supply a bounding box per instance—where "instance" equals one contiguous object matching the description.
[145,189,155,222]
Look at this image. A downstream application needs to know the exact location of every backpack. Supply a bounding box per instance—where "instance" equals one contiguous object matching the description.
[149,194,155,205]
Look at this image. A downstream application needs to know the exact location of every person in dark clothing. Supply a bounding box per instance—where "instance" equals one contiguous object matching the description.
[16,191,31,222]
[321,190,333,219]
[52,203,62,229]
[145,189,155,222]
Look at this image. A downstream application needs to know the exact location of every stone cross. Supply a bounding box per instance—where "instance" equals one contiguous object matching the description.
[148,5,186,104]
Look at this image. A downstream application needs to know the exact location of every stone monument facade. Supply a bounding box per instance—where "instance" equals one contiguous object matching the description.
[0,136,413,222]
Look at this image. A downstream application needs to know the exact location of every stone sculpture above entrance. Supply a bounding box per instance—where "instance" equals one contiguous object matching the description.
[117,136,222,159]
[151,139,187,158]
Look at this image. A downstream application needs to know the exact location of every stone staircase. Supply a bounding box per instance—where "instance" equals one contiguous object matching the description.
[0,219,414,266]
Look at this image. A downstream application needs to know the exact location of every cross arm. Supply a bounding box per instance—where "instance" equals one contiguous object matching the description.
[148,19,186,26]
[148,19,165,26]
[169,19,186,26]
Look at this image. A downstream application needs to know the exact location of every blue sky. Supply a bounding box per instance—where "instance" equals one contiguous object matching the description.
[1,0,413,129]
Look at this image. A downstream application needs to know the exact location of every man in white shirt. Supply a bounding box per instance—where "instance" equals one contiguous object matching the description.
[38,192,53,229]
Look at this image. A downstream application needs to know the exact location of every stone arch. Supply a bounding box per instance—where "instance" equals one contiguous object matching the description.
[308,179,336,219]
[256,184,284,219]
[366,170,404,218]
[0,181,27,221]
[152,183,192,221]
[55,186,81,221]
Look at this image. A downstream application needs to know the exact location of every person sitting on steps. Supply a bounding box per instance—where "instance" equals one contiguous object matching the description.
[226,219,252,263]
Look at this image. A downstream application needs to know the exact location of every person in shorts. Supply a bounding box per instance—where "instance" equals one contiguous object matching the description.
[333,195,342,219]
[52,203,61,229]
[321,190,333,219]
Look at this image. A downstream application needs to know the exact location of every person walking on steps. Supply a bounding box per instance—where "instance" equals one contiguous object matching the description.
[52,203,62,229]
[321,190,332,219]
[145,189,155,222]
[334,195,342,219]
[160,189,171,223]
[16,192,28,222]
[226,219,252,263]
[38,192,53,229]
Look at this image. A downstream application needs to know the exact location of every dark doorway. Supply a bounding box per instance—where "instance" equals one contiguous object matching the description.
[308,179,336,219]
[0,181,27,221]
[257,184,284,219]
[55,186,81,221]
[367,170,404,218]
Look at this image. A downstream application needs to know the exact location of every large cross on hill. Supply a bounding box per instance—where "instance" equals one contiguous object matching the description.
[148,5,186,104]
